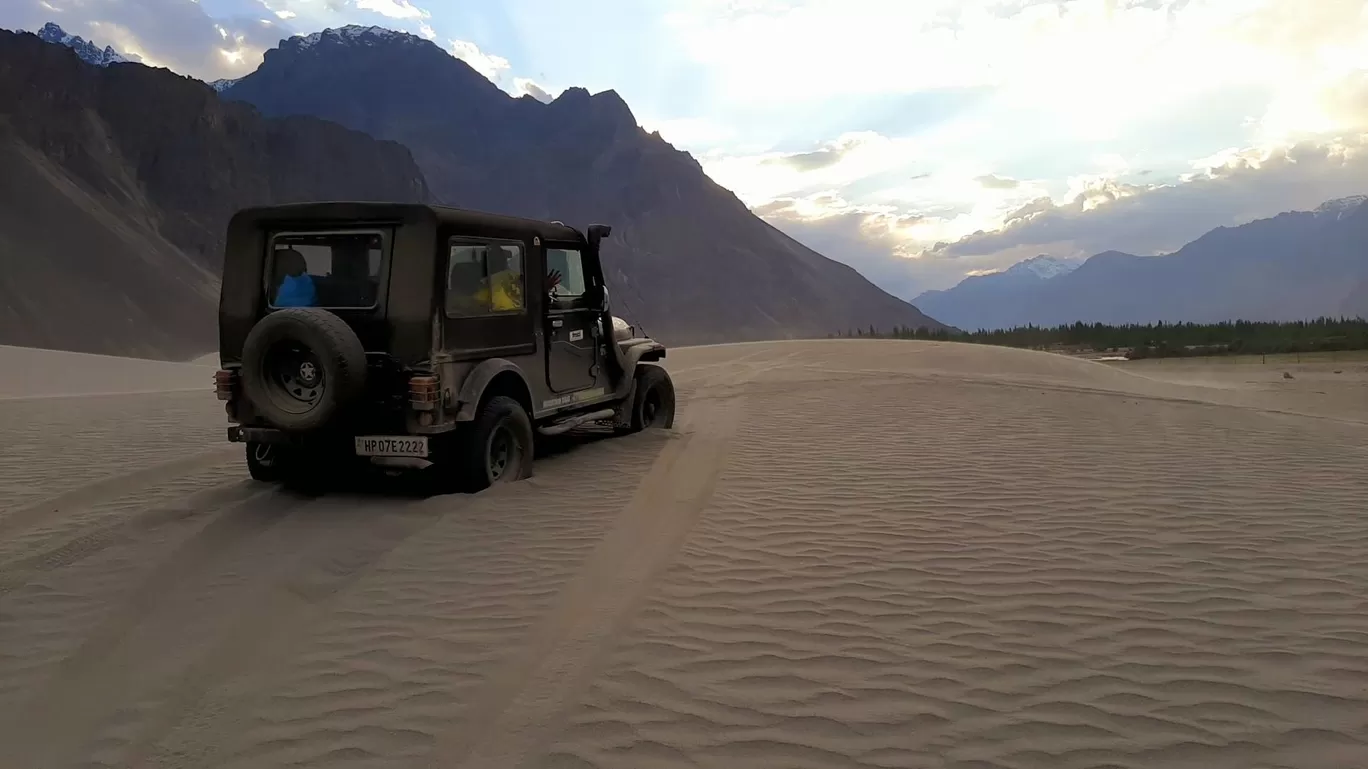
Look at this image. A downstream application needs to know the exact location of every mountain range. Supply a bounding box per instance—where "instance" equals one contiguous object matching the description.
[7,21,1365,357]
[915,198,1368,330]
[0,23,944,359]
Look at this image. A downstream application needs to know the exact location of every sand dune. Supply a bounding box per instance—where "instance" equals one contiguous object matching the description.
[0,344,217,400]
[1,339,1366,769]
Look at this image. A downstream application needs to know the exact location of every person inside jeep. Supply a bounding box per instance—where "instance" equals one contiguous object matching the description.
[469,247,564,311]
[272,248,317,307]
[481,246,524,311]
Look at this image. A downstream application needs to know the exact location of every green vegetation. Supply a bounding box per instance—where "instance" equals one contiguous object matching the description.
[833,317,1368,360]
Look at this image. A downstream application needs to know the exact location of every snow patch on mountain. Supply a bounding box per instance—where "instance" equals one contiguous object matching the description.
[1314,195,1368,221]
[35,22,133,67]
[1003,254,1084,280]
[289,25,419,51]
[208,77,242,93]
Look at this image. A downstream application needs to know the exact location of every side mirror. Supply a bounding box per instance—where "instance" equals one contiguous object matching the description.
[585,283,608,311]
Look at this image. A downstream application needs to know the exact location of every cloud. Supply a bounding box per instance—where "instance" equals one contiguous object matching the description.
[352,0,428,21]
[704,131,928,205]
[514,76,554,103]
[1,0,294,80]
[975,174,1019,189]
[755,190,1050,305]
[666,0,1368,125]
[768,143,854,172]
[758,194,931,300]
[933,136,1368,264]
[743,130,1368,297]
[448,38,509,81]
[762,134,899,173]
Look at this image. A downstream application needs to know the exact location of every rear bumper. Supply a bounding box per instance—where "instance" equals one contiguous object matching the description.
[227,426,433,458]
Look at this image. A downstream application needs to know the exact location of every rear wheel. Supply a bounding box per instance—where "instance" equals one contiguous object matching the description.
[245,441,336,491]
[246,441,288,482]
[453,395,535,492]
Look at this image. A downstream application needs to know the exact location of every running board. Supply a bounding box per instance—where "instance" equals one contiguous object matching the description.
[537,408,617,436]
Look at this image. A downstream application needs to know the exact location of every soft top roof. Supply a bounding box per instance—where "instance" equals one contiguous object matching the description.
[230,201,588,243]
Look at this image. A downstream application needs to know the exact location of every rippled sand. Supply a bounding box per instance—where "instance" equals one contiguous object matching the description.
[0,340,1365,769]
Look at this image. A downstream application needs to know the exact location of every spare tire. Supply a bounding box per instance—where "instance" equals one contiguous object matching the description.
[240,308,367,432]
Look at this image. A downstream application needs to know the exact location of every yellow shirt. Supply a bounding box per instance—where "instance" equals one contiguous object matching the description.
[476,270,523,311]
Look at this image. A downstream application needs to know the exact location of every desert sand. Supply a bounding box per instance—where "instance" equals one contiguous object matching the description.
[0,339,1366,769]
[0,344,219,400]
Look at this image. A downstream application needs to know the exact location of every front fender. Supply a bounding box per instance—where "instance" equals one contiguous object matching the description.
[454,358,531,421]
[624,340,667,366]
[611,341,669,402]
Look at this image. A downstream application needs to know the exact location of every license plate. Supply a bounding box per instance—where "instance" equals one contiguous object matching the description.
[354,436,429,458]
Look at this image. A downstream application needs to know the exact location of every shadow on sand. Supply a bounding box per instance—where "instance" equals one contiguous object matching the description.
[266,427,623,500]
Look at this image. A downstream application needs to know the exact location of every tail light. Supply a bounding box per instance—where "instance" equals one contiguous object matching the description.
[408,375,439,411]
[214,369,238,401]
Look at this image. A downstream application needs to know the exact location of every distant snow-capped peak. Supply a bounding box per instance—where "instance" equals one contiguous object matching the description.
[208,77,242,93]
[1003,254,1083,280]
[288,25,420,51]
[36,22,132,67]
[1314,195,1368,220]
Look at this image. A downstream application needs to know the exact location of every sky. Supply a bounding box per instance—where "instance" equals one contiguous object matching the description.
[4,0,1368,300]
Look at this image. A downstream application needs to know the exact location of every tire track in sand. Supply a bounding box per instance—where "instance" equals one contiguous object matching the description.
[0,488,318,768]
[0,478,268,598]
[431,395,746,769]
[0,445,238,540]
[0,485,476,769]
[114,497,457,769]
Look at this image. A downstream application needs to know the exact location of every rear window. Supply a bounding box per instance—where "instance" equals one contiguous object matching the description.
[267,231,384,309]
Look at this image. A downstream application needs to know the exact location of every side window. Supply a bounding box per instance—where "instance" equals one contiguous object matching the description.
[545,247,588,300]
[445,241,525,317]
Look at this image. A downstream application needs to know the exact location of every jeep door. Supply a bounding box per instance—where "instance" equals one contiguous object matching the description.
[442,237,537,358]
[543,242,601,393]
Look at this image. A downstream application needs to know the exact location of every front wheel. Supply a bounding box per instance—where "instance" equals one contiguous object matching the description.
[627,364,676,432]
[453,395,535,492]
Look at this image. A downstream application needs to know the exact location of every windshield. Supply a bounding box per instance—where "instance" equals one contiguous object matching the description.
[267,231,384,310]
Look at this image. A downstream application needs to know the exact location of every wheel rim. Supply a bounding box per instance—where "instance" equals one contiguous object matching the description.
[263,341,325,414]
[641,386,665,427]
[487,423,520,482]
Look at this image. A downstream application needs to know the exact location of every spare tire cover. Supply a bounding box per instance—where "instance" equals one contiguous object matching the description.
[240,308,367,432]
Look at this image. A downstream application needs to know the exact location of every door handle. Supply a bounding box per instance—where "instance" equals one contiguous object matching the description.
[551,319,564,328]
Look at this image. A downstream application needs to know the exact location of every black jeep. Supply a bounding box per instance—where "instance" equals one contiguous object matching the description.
[213,202,676,490]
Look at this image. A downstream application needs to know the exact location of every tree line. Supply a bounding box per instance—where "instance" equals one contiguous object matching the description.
[831,317,1368,359]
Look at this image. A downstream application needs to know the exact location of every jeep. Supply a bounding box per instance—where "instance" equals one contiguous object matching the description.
[213,202,676,490]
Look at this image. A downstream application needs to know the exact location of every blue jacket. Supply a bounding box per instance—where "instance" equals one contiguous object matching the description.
[275,274,317,307]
